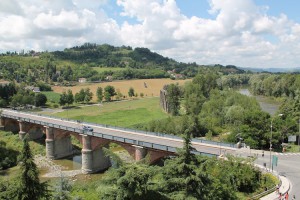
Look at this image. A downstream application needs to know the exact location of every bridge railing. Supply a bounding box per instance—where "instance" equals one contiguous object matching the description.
[1,109,236,149]
[81,121,236,148]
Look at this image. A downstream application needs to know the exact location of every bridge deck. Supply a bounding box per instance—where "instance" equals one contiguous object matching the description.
[1,109,237,156]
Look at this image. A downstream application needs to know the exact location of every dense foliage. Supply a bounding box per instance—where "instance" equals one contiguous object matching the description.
[0,136,50,200]
[249,73,300,98]
[135,71,298,150]
[97,130,266,200]
[74,88,93,104]
[59,89,74,107]
[248,73,300,145]
[104,85,116,102]
[0,141,18,170]
[165,83,182,116]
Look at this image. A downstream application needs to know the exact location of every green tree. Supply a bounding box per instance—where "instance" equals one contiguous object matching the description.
[75,89,85,103]
[166,84,181,116]
[116,89,123,100]
[293,89,300,118]
[52,177,72,200]
[59,91,68,106]
[66,89,74,106]
[128,87,135,97]
[83,88,93,104]
[15,137,49,200]
[98,164,164,200]
[34,93,47,107]
[104,85,116,102]
[96,87,103,102]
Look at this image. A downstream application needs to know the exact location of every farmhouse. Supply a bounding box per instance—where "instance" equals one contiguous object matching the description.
[78,78,87,83]
[25,86,40,93]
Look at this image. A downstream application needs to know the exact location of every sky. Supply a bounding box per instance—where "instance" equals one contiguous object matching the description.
[1,0,300,69]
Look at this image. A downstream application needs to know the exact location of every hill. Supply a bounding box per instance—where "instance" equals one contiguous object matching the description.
[0,43,246,86]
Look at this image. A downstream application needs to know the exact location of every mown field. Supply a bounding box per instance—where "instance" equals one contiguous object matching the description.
[52,78,190,101]
[41,91,61,103]
[44,97,168,128]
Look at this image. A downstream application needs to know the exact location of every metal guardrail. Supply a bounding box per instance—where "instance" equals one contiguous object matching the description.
[1,109,236,155]
[250,185,277,200]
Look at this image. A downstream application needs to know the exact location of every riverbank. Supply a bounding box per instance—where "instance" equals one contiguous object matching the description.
[35,155,82,178]
[239,88,281,116]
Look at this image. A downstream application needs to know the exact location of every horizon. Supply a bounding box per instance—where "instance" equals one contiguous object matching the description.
[1,0,300,69]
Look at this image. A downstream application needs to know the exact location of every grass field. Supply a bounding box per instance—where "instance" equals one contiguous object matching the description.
[52,78,190,101]
[41,91,61,104]
[46,97,168,128]
[0,131,45,156]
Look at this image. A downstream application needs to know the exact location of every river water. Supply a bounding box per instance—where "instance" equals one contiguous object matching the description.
[239,88,280,116]
[37,146,133,181]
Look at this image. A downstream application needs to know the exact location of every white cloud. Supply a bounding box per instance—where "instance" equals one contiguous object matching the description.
[33,9,95,30]
[0,15,31,39]
[0,0,300,68]
[0,0,23,15]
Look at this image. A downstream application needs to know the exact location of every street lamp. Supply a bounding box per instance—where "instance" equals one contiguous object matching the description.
[269,114,283,171]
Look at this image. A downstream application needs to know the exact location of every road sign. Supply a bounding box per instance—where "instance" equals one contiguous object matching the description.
[272,155,278,167]
[288,135,297,142]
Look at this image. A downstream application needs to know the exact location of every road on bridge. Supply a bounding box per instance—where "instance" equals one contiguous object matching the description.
[2,109,237,156]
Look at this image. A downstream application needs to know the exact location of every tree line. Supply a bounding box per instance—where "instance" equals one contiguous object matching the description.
[59,86,143,108]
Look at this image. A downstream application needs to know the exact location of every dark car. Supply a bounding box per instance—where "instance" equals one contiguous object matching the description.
[83,126,93,132]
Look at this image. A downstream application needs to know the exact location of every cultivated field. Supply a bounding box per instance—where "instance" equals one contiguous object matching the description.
[52,78,190,101]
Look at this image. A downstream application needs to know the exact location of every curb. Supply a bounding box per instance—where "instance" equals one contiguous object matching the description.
[254,165,291,200]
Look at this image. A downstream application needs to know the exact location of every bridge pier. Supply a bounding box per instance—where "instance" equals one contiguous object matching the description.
[134,145,147,161]
[45,127,73,159]
[0,117,5,130]
[45,126,55,159]
[18,120,27,139]
[81,135,111,174]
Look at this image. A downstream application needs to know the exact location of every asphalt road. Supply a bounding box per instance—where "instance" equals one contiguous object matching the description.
[2,109,237,155]
[238,148,300,199]
[256,154,300,199]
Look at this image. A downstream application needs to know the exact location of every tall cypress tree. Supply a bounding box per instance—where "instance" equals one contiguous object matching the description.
[166,84,181,116]
[16,136,49,200]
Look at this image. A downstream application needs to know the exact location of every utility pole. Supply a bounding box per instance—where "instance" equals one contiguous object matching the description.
[269,119,273,171]
[269,114,283,171]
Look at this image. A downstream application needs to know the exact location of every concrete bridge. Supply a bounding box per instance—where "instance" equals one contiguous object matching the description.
[0,109,237,173]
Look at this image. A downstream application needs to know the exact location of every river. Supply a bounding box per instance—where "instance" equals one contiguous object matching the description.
[239,88,280,116]
[37,146,133,181]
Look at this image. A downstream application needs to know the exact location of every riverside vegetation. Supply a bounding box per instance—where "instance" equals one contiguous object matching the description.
[1,43,299,198]
[0,129,277,200]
